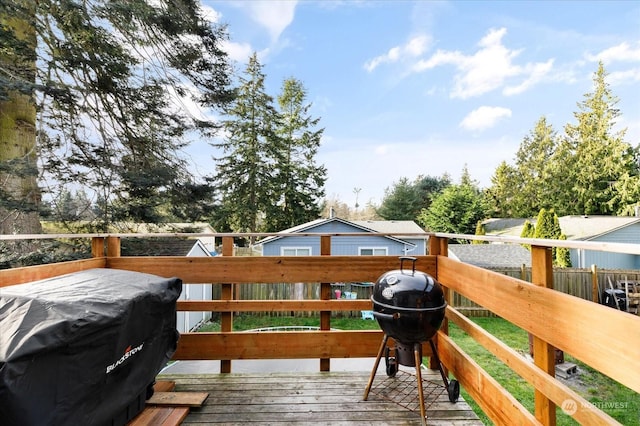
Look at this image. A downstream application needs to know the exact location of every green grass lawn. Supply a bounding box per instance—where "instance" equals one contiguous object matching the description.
[197,314,639,425]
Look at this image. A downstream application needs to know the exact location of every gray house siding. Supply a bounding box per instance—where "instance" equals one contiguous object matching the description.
[573,223,640,269]
[261,220,417,256]
[485,216,640,270]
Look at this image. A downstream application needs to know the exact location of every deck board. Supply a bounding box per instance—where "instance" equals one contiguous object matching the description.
[158,368,482,425]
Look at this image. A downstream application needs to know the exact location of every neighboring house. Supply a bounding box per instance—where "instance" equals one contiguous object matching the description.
[483,215,640,269]
[448,244,532,269]
[257,217,428,256]
[121,237,213,333]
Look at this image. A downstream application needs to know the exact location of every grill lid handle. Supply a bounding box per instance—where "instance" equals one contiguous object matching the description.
[399,256,417,274]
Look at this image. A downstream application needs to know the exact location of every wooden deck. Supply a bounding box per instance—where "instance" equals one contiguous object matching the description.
[158,368,483,425]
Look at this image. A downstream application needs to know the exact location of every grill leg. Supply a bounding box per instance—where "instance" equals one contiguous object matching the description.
[414,343,427,426]
[363,334,389,400]
[428,338,450,388]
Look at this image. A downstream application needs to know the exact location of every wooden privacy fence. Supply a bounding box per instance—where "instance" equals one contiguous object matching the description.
[454,266,640,316]
[1,231,639,426]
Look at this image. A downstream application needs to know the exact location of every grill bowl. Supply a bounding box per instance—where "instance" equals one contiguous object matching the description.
[371,257,446,343]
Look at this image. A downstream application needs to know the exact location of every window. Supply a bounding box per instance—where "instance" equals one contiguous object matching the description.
[359,247,387,256]
[281,247,312,256]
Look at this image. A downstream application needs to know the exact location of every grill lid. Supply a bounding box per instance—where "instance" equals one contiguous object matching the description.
[372,257,445,311]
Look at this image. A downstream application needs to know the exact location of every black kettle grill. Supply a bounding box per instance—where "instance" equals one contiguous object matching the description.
[363,257,459,424]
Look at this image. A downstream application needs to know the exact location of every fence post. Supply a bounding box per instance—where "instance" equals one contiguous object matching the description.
[220,236,234,374]
[91,237,105,258]
[531,245,556,426]
[429,236,449,371]
[591,264,599,303]
[320,235,331,372]
[106,236,120,258]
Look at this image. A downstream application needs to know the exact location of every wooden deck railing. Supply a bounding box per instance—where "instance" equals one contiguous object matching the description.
[1,232,638,426]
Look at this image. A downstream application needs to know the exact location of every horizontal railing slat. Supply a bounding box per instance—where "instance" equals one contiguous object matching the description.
[178,299,373,312]
[445,306,619,425]
[0,258,107,287]
[438,256,640,394]
[173,330,433,360]
[437,331,541,426]
[106,255,436,283]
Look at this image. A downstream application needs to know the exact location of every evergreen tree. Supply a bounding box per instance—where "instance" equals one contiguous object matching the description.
[1,0,234,234]
[377,177,421,220]
[487,117,559,217]
[378,174,450,220]
[556,234,572,268]
[531,208,568,266]
[557,62,637,215]
[265,77,326,231]
[513,117,559,216]
[212,53,279,241]
[0,3,41,235]
[486,161,519,218]
[414,174,452,212]
[417,171,487,241]
[520,220,535,250]
[473,221,487,244]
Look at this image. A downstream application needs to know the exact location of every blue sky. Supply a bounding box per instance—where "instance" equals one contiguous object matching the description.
[193,0,640,208]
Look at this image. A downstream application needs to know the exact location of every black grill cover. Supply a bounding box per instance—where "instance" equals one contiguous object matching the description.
[0,268,182,426]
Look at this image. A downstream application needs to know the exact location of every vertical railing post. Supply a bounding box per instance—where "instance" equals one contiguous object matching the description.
[106,236,120,258]
[531,245,556,426]
[220,236,234,374]
[320,235,331,372]
[591,264,599,303]
[429,236,448,371]
[91,237,105,258]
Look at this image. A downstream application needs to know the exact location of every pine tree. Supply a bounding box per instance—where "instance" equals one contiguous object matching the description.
[0,3,41,235]
[486,161,519,218]
[556,234,572,267]
[377,177,421,220]
[417,170,487,241]
[212,53,279,242]
[559,62,636,215]
[513,117,559,216]
[265,77,326,231]
[473,221,487,245]
[532,208,565,265]
[1,0,234,234]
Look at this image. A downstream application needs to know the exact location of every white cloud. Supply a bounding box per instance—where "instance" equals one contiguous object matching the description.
[608,67,640,85]
[503,59,554,95]
[244,1,297,42]
[586,42,640,64]
[364,34,431,72]
[460,106,512,131]
[413,27,553,98]
[221,40,254,63]
[200,4,221,23]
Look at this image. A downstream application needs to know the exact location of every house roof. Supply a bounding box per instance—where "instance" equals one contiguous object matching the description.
[448,244,532,268]
[121,237,210,256]
[483,216,640,241]
[351,220,427,236]
[257,217,422,246]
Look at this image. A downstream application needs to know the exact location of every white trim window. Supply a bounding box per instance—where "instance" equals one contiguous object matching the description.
[281,247,312,256]
[359,247,387,256]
